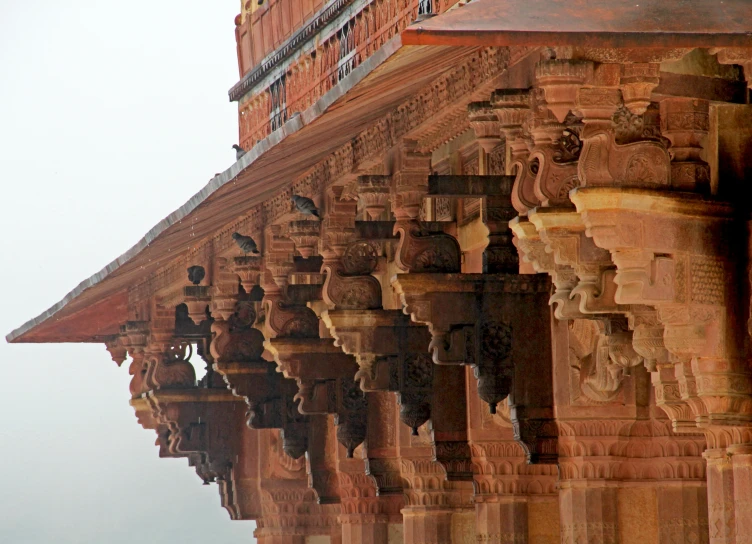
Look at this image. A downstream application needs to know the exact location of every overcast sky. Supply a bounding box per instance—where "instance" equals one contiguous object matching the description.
[0,1,258,542]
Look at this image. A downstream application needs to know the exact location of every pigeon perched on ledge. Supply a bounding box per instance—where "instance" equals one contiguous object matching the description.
[233,144,246,161]
[232,232,260,254]
[291,194,320,218]
[187,265,206,285]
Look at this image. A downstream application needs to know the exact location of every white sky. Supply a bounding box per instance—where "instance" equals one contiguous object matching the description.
[0,1,258,542]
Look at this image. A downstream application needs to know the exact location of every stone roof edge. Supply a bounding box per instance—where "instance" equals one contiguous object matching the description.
[5,36,403,344]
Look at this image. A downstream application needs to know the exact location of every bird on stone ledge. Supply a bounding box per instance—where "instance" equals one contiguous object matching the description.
[186,265,206,285]
[291,194,320,218]
[232,232,260,254]
[233,144,246,161]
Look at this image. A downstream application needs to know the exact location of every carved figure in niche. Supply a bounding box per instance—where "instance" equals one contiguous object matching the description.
[568,318,643,404]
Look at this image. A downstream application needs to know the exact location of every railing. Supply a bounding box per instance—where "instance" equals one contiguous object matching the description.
[235,0,461,151]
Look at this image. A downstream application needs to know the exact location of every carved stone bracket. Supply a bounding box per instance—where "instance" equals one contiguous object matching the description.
[357,175,391,220]
[571,186,752,429]
[322,309,436,436]
[527,207,625,317]
[393,220,461,273]
[262,293,319,340]
[428,174,519,273]
[287,220,321,259]
[264,226,296,293]
[231,255,264,294]
[535,59,593,123]
[491,89,536,215]
[393,273,558,464]
[575,87,671,189]
[660,97,710,193]
[105,335,127,367]
[321,240,383,311]
[211,257,241,321]
[145,387,243,485]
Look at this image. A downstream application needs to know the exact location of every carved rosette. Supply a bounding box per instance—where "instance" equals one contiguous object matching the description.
[357,175,391,219]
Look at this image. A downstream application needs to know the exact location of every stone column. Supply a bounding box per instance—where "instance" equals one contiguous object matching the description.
[559,483,619,544]
[705,449,735,544]
[657,483,709,544]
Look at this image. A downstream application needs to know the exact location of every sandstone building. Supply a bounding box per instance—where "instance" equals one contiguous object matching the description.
[7,0,752,542]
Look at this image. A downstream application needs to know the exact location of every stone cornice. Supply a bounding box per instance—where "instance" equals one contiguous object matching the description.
[7,44,515,343]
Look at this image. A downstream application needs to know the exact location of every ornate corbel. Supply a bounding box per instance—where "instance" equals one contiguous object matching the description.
[392,273,558,464]
[159,390,241,483]
[210,257,241,321]
[261,292,319,340]
[392,141,461,274]
[264,225,296,293]
[659,97,710,193]
[428,175,519,274]
[230,255,264,294]
[105,335,127,367]
[619,63,660,115]
[509,217,581,320]
[571,187,752,428]
[143,305,196,391]
[575,87,671,188]
[357,175,391,219]
[709,47,752,89]
[264,335,368,458]
[535,58,593,123]
[287,220,321,259]
[527,208,623,316]
[468,101,502,155]
[322,309,436,436]
[491,89,536,215]
[527,78,583,208]
[319,186,383,310]
[122,320,149,398]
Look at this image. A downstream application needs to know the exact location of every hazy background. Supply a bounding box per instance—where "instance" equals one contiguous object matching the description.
[0,1,257,542]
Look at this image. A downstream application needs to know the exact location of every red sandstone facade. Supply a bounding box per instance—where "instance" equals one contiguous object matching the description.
[8,1,752,542]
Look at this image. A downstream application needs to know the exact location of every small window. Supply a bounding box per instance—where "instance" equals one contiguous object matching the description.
[337,19,357,82]
[418,0,433,16]
[269,75,287,132]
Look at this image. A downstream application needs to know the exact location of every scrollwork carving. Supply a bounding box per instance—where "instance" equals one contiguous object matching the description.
[394,220,461,273]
